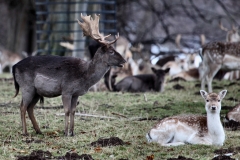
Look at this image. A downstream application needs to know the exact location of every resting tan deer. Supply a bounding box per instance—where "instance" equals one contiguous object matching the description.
[146,90,227,146]
[224,103,240,130]
[12,14,126,136]
[0,49,23,73]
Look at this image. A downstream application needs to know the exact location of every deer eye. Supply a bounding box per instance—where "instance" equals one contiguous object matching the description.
[109,50,114,55]
[206,100,209,102]
[218,100,220,102]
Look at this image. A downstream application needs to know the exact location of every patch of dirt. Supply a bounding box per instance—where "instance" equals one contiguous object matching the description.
[213,86,224,90]
[16,150,93,160]
[225,82,238,87]
[0,77,13,81]
[212,155,235,160]
[16,150,52,160]
[56,153,94,160]
[221,106,234,110]
[167,155,194,160]
[173,84,185,90]
[223,120,240,131]
[194,91,200,95]
[137,117,162,121]
[214,146,240,155]
[90,137,124,147]
[169,77,186,82]
[226,97,239,102]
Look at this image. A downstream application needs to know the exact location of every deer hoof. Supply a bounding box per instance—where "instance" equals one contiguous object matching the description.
[36,131,43,135]
[69,132,74,137]
[21,133,29,136]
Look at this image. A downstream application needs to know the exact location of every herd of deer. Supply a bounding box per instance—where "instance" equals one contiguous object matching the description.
[0,14,239,147]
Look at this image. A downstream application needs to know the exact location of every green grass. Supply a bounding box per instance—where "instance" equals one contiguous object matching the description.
[0,73,240,160]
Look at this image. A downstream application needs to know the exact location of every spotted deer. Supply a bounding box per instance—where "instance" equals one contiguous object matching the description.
[146,90,227,146]
[219,21,240,81]
[200,41,240,92]
[12,14,126,136]
[224,103,240,130]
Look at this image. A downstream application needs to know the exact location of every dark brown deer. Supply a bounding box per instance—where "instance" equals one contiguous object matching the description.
[111,67,170,92]
[12,14,126,136]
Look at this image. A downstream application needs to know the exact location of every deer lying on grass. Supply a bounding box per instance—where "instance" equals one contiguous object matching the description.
[0,49,24,73]
[224,103,240,130]
[146,90,227,146]
[111,67,170,92]
[12,14,126,136]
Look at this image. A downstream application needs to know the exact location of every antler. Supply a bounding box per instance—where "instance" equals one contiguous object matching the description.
[219,20,229,32]
[77,14,119,46]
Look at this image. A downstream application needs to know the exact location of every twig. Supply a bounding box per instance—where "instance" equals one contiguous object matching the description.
[111,112,127,118]
[56,113,117,119]
[143,94,148,102]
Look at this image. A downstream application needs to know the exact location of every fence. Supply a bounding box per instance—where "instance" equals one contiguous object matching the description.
[35,0,117,57]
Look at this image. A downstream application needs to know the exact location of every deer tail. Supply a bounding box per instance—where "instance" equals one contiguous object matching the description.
[12,65,19,98]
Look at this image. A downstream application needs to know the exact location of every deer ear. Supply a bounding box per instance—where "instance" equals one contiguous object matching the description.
[200,90,208,100]
[164,68,170,73]
[151,67,157,73]
[219,90,227,100]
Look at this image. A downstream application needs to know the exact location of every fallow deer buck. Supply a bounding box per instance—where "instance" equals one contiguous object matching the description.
[146,90,227,146]
[12,14,126,136]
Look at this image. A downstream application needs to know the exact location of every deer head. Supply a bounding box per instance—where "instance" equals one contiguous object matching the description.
[200,90,227,114]
[219,20,240,42]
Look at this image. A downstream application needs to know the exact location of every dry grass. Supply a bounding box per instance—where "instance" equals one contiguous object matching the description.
[0,73,240,160]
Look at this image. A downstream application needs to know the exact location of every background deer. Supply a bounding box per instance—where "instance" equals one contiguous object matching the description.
[146,90,227,146]
[199,22,240,92]
[12,14,126,136]
[111,67,170,92]
[199,41,240,92]
[0,49,24,73]
[224,103,240,130]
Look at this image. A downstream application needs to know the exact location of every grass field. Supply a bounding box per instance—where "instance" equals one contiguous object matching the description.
[0,73,240,160]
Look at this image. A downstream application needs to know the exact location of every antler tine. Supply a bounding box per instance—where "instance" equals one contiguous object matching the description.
[219,20,229,32]
[77,13,119,46]
[100,33,120,45]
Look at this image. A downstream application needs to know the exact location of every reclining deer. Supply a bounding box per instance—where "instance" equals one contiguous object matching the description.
[12,14,126,136]
[146,90,227,146]
[111,67,169,92]
[0,49,24,73]
[224,103,240,130]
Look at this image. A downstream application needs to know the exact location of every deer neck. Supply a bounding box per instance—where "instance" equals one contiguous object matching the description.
[207,111,225,145]
[86,58,110,88]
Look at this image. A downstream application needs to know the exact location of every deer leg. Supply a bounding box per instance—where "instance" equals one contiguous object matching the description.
[69,96,78,136]
[20,100,28,136]
[199,63,207,90]
[62,95,71,136]
[187,136,212,145]
[20,89,36,136]
[206,65,221,92]
[27,95,41,134]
